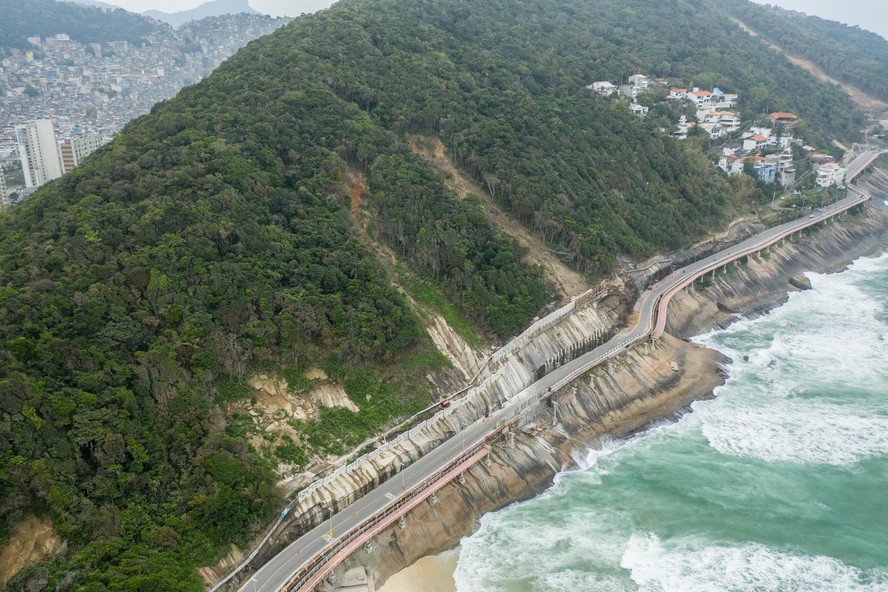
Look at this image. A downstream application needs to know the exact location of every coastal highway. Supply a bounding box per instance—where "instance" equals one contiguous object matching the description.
[240,149,880,592]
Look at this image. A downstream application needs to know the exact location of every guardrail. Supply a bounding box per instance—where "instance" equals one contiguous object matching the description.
[651,155,879,339]
[291,285,608,503]
[284,447,489,592]
[652,200,860,338]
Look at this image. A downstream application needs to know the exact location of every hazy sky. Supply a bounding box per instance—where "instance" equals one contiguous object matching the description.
[104,0,888,38]
[108,0,336,17]
[753,0,888,40]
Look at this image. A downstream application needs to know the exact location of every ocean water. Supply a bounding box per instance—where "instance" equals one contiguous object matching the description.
[454,253,888,592]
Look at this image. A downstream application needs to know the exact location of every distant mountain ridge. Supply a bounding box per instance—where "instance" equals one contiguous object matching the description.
[723,0,888,105]
[0,0,163,48]
[144,0,259,27]
[63,0,124,10]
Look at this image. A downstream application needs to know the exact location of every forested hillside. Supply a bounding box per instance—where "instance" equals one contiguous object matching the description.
[0,0,871,588]
[0,0,163,48]
[722,0,888,104]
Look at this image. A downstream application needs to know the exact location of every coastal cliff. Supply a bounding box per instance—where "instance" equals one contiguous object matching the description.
[343,333,727,589]
[333,203,888,590]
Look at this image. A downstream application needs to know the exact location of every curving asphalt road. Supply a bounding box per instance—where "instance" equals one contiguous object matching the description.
[240,150,881,592]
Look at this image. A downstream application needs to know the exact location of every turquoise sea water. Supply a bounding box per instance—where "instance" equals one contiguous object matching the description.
[454,253,888,592]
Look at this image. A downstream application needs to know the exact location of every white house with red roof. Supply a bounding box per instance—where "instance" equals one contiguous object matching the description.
[770,112,799,126]
[718,154,745,175]
[689,88,713,108]
[669,87,688,99]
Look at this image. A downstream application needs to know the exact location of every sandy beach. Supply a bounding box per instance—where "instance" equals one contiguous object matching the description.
[377,549,459,592]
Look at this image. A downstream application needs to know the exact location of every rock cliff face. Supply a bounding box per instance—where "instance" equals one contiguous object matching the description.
[0,516,62,591]
[330,204,888,589]
[336,334,727,588]
[248,291,625,578]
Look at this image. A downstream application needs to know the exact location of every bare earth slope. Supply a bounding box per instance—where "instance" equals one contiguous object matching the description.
[411,137,591,300]
[732,17,888,120]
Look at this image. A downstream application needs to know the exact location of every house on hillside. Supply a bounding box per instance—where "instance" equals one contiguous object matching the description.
[816,163,845,188]
[770,111,799,126]
[777,151,796,186]
[753,158,777,184]
[743,134,770,151]
[703,111,741,132]
[743,126,772,139]
[629,103,649,117]
[718,154,745,175]
[588,81,617,96]
[700,121,727,138]
[712,88,738,109]
[668,87,688,99]
[689,88,713,108]
[619,84,638,100]
[673,115,694,139]
[628,74,650,89]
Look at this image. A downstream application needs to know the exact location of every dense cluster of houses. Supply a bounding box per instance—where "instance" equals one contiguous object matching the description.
[717,118,845,189]
[667,86,740,139]
[586,73,665,117]
[586,75,846,190]
[718,123,798,186]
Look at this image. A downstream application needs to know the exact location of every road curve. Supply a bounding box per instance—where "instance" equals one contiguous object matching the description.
[239,150,882,592]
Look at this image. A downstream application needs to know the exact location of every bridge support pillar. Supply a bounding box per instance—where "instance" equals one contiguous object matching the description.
[429,492,438,506]
[484,454,492,467]
[399,516,407,530]
[364,541,373,553]
[458,472,467,485]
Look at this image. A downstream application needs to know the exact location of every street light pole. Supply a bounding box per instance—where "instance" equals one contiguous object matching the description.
[251,576,258,592]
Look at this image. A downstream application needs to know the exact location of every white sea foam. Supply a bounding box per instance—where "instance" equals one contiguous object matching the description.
[621,533,888,592]
[455,254,888,592]
[454,493,630,592]
[540,570,634,592]
[691,253,888,465]
[699,397,888,465]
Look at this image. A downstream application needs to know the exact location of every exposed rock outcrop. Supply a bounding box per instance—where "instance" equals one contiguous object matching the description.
[0,516,63,591]
[333,334,727,588]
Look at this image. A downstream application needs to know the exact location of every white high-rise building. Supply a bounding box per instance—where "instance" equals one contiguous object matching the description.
[0,168,9,207]
[60,133,105,173]
[16,119,63,188]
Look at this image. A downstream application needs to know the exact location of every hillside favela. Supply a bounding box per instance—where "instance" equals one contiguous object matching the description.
[1,0,888,591]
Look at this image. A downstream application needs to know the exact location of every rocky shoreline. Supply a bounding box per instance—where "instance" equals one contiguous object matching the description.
[331,203,888,592]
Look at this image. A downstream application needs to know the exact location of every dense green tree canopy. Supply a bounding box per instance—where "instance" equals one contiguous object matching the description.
[721,0,888,105]
[0,0,871,588]
[0,0,163,48]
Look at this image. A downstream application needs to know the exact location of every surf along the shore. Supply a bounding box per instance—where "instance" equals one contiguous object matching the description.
[378,202,888,592]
